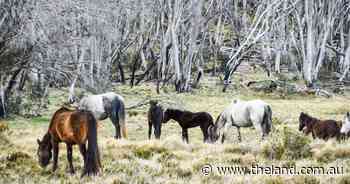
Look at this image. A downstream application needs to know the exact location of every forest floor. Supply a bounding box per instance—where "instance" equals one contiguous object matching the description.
[2,78,350,183]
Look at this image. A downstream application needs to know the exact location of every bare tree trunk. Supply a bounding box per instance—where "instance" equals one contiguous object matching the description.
[0,76,5,118]
[304,0,315,86]
[339,29,350,81]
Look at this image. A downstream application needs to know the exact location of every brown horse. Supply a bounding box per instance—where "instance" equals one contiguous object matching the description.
[299,112,341,140]
[37,107,101,177]
[162,108,214,143]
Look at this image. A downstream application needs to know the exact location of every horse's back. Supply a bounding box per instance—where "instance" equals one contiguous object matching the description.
[225,100,269,126]
[50,110,91,144]
[79,92,124,120]
[314,119,340,139]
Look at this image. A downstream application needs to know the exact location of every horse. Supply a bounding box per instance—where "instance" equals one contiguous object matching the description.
[162,108,214,143]
[147,100,164,139]
[340,112,350,138]
[208,99,272,143]
[36,107,101,177]
[78,92,126,139]
[299,112,341,140]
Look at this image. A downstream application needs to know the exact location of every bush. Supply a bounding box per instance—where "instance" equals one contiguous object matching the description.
[261,126,312,160]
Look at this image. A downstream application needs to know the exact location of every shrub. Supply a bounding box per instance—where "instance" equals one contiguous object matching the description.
[261,126,312,160]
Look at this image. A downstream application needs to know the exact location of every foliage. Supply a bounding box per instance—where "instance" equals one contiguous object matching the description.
[262,126,312,160]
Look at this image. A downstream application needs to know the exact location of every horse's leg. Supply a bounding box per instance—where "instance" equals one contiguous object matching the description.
[79,144,87,163]
[236,127,242,142]
[111,116,121,139]
[182,128,189,143]
[200,125,208,143]
[221,121,230,144]
[148,121,152,140]
[52,141,59,172]
[66,144,75,174]
[221,134,226,144]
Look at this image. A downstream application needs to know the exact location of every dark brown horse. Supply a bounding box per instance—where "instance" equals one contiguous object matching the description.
[37,107,101,177]
[299,112,341,140]
[148,100,164,139]
[162,108,214,143]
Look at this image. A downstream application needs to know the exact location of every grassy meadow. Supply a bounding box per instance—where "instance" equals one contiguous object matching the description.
[2,78,350,184]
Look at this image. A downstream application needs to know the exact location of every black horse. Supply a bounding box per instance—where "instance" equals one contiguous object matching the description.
[148,100,164,139]
[162,108,214,143]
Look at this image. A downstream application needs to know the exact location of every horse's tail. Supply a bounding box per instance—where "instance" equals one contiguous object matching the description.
[82,112,101,177]
[263,105,272,135]
[111,97,127,138]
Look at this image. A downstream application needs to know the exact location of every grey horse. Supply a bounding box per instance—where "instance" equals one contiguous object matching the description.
[208,99,272,143]
[78,92,126,139]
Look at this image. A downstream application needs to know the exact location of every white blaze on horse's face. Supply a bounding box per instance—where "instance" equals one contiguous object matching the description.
[341,113,350,134]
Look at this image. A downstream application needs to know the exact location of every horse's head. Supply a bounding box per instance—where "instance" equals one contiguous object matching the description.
[341,112,350,135]
[162,109,171,123]
[207,124,219,143]
[36,134,52,168]
[149,100,158,107]
[298,112,308,132]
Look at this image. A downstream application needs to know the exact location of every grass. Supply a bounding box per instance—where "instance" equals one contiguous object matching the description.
[1,79,350,183]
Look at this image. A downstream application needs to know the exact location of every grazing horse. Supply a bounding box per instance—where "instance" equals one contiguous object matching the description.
[299,112,340,140]
[78,92,126,139]
[208,99,272,143]
[36,107,101,177]
[162,108,214,143]
[148,100,164,139]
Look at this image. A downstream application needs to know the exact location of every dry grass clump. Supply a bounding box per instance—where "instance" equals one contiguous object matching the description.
[291,176,320,184]
[0,121,9,132]
[338,175,350,184]
[312,141,350,163]
[133,144,168,159]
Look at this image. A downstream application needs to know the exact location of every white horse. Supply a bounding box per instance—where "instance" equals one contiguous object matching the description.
[340,112,350,135]
[79,92,127,139]
[208,99,272,143]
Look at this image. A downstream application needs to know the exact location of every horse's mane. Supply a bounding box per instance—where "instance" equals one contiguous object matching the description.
[42,132,52,145]
[214,113,222,125]
[300,112,319,125]
[166,108,188,114]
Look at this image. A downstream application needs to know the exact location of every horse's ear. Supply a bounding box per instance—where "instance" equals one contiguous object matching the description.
[37,139,41,145]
